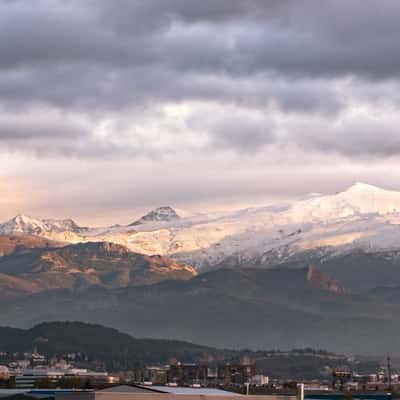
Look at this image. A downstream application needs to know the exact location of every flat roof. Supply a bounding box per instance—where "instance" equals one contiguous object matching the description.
[142,387,240,396]
[98,387,154,394]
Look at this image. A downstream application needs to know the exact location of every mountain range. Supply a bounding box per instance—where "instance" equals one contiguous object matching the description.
[2,183,400,271]
[2,182,400,353]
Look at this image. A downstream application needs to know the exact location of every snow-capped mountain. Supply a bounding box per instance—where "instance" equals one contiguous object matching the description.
[129,206,180,226]
[3,183,400,269]
[113,182,400,268]
[0,214,86,236]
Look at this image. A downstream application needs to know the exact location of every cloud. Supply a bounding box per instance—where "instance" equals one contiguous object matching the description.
[285,111,400,157]
[2,1,400,78]
[0,120,86,141]
[0,111,144,158]
[0,1,400,167]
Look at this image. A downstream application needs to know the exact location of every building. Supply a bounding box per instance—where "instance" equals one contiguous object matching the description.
[141,367,169,386]
[250,375,269,386]
[139,363,256,387]
[15,369,110,389]
[15,370,65,389]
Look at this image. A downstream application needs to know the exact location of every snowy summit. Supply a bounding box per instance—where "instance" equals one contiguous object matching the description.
[129,206,180,226]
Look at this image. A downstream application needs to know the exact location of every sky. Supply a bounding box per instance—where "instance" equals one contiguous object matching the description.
[2,0,400,225]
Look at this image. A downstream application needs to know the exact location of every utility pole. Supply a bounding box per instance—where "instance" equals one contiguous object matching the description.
[387,354,392,391]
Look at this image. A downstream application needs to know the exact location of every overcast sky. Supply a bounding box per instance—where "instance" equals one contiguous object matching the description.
[2,0,400,224]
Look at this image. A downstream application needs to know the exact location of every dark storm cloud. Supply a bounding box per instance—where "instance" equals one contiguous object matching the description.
[288,117,400,157]
[0,120,86,140]
[1,0,400,158]
[188,110,276,151]
[0,118,91,156]
[0,65,344,114]
[2,0,400,78]
[0,117,155,158]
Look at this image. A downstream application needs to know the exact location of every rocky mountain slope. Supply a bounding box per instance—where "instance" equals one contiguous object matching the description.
[0,238,195,298]
[276,249,400,292]
[0,234,64,256]
[2,183,400,270]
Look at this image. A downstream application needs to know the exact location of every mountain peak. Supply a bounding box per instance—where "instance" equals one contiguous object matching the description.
[345,182,385,194]
[340,182,400,206]
[0,214,45,235]
[13,213,39,223]
[129,206,180,226]
[0,214,84,235]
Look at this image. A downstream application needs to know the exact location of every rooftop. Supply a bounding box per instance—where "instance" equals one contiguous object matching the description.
[141,387,240,396]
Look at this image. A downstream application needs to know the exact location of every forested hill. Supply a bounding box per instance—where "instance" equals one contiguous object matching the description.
[0,321,229,369]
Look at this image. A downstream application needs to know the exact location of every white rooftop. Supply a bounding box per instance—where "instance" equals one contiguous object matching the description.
[146,386,241,396]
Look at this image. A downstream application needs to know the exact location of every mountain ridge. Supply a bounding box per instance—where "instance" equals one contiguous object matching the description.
[2,183,400,270]
[0,214,87,235]
[2,266,399,353]
[0,238,196,298]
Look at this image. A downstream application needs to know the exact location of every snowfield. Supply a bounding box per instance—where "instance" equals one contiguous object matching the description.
[3,182,400,269]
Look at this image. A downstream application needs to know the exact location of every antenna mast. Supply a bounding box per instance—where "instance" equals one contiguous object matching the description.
[387,354,392,391]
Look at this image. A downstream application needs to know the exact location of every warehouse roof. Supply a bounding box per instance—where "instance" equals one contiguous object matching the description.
[143,387,240,396]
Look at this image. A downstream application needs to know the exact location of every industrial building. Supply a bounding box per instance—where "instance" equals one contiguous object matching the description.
[14,369,110,389]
